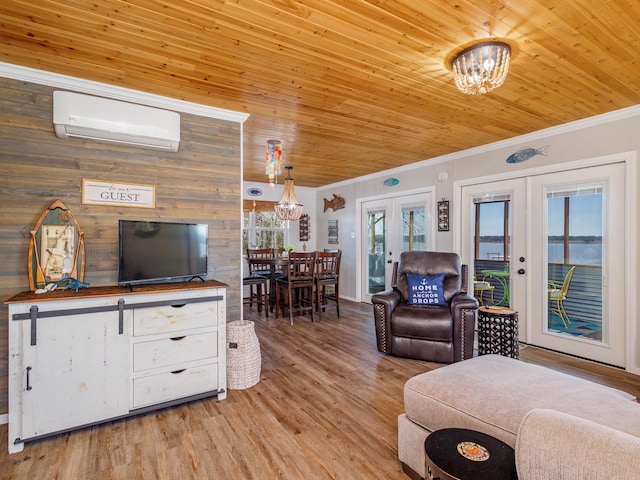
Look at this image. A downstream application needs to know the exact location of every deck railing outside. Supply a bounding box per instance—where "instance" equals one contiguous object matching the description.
[474,259,603,326]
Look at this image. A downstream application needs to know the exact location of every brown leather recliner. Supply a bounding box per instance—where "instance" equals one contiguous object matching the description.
[371,251,478,363]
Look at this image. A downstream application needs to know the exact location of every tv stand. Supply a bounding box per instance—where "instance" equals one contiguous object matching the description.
[5,280,228,454]
[188,275,206,282]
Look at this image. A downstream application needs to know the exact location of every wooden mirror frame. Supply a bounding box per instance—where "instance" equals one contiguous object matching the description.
[28,199,85,291]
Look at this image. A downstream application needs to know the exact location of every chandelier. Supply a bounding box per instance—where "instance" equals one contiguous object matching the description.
[274,166,303,221]
[450,41,511,95]
[265,139,282,186]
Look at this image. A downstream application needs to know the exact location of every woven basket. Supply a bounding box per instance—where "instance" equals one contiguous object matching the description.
[226,320,261,390]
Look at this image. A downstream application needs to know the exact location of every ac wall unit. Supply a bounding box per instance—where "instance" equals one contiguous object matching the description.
[53,91,180,152]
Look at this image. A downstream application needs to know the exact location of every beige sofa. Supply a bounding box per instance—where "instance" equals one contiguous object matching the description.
[399,354,640,480]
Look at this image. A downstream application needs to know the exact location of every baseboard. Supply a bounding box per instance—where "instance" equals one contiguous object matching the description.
[0,413,7,425]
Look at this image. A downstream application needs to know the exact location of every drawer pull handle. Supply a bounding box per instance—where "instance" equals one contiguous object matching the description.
[170,336,186,341]
[171,304,186,309]
[171,369,186,374]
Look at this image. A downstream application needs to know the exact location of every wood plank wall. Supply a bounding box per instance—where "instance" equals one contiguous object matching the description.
[0,77,242,416]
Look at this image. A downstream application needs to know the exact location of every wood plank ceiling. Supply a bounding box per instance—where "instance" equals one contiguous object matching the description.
[1,0,639,187]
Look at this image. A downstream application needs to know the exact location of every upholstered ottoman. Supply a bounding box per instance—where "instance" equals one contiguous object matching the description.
[398,354,640,479]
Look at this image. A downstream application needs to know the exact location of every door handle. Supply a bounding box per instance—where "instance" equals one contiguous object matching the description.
[517,268,526,275]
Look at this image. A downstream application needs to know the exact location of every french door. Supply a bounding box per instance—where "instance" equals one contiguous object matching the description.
[460,178,527,340]
[528,163,625,366]
[361,192,433,303]
[461,163,626,366]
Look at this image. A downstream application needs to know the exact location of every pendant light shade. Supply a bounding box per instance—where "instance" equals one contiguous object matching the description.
[265,139,282,185]
[275,166,303,221]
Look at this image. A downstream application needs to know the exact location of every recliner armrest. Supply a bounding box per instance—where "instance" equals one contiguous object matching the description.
[449,292,478,361]
[371,289,402,354]
[371,288,402,309]
[449,292,479,310]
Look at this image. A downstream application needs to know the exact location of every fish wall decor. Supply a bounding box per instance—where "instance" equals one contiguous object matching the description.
[506,145,548,164]
[383,177,399,186]
[323,194,346,212]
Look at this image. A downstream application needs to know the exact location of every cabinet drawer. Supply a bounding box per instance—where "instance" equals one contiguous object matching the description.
[133,332,217,372]
[132,363,218,408]
[133,301,219,336]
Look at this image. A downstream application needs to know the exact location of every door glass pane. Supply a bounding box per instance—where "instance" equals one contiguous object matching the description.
[367,210,386,294]
[401,206,425,251]
[547,186,603,339]
[473,197,511,306]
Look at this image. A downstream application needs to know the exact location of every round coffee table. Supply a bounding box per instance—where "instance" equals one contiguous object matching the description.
[424,428,517,480]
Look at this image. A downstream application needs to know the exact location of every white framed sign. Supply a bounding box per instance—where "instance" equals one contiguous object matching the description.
[82,179,156,208]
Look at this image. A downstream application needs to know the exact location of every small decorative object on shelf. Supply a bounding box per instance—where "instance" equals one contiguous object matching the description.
[438,199,450,232]
[28,199,86,291]
[35,277,90,294]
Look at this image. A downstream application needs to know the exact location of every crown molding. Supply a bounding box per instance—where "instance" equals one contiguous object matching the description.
[0,62,249,124]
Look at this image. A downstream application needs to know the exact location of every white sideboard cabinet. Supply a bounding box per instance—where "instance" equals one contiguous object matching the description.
[5,280,227,454]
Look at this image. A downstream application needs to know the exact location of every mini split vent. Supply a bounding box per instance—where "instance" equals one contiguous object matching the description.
[53,91,181,152]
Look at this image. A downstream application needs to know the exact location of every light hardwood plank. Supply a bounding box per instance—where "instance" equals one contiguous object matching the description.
[1,300,638,479]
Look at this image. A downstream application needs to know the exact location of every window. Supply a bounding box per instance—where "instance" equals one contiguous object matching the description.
[547,185,602,266]
[242,202,285,254]
[474,195,511,261]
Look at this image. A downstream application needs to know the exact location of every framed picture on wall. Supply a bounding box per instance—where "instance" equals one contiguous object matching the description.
[299,214,310,241]
[438,200,449,232]
[328,219,339,244]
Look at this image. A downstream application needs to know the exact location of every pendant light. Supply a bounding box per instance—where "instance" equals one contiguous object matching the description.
[274,166,303,221]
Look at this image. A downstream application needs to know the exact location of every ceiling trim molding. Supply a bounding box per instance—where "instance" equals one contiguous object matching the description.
[0,62,249,124]
[319,104,640,191]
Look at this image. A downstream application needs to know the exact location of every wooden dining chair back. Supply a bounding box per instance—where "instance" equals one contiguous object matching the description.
[315,250,341,319]
[247,248,274,276]
[275,251,317,325]
[243,248,273,317]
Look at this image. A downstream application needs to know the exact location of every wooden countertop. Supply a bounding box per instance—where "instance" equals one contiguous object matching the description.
[5,279,228,304]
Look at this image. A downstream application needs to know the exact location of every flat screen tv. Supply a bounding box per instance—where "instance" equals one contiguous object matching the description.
[118,220,208,286]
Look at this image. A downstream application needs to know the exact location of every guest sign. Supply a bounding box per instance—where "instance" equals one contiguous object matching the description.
[82,179,156,208]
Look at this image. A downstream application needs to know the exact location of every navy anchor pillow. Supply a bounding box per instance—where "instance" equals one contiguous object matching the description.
[406,273,448,306]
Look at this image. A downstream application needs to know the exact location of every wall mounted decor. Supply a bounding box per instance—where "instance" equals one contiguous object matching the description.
[323,194,345,212]
[383,177,399,187]
[506,145,548,163]
[82,179,155,208]
[28,199,85,290]
[328,220,339,244]
[299,214,310,241]
[437,200,450,232]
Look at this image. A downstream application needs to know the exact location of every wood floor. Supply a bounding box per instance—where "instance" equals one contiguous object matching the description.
[1,300,639,479]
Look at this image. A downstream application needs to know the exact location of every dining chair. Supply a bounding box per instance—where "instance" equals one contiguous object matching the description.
[548,265,576,328]
[275,251,317,325]
[243,248,273,316]
[315,250,341,319]
[473,273,495,306]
